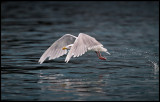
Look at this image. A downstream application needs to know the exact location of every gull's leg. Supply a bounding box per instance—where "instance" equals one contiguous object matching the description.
[95,51,100,57]
[98,51,106,60]
[98,51,101,57]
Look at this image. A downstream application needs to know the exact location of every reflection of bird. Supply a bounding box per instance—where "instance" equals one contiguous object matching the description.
[39,33,110,64]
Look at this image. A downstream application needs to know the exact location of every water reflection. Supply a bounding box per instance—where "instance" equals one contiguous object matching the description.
[37,71,107,95]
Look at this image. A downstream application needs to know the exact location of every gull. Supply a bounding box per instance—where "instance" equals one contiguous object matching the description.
[38,33,110,64]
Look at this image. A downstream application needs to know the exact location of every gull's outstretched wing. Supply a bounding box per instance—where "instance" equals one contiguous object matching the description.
[39,34,77,64]
[65,33,103,63]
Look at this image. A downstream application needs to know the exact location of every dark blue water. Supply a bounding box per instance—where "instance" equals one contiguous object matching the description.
[1,1,159,101]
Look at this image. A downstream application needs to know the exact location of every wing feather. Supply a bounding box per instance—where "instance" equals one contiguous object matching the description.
[65,33,102,63]
[39,34,76,64]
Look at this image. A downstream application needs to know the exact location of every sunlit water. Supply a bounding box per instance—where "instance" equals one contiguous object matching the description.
[1,1,159,101]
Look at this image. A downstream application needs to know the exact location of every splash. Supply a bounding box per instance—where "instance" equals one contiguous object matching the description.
[126,47,159,73]
[149,60,159,74]
[110,47,159,73]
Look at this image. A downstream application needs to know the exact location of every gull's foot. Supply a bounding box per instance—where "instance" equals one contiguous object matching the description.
[99,57,106,60]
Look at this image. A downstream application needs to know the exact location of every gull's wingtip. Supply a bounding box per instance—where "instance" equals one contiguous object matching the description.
[38,59,43,64]
[65,59,69,63]
[65,60,69,63]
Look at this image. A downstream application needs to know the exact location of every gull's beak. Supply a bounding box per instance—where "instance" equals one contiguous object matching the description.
[106,51,111,55]
[62,47,67,50]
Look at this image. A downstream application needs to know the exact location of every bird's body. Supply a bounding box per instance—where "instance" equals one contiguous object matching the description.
[39,33,110,64]
[89,45,107,52]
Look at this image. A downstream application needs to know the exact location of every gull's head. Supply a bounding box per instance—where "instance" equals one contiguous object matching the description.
[62,47,67,50]
[62,44,73,50]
